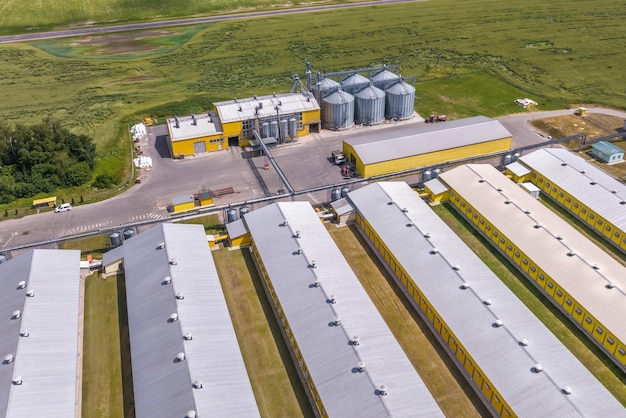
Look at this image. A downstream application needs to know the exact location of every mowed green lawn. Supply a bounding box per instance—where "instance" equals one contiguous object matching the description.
[325,223,490,417]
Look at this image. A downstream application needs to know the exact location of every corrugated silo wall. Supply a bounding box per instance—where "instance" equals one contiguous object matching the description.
[355,92,385,125]
[385,89,415,120]
[322,99,354,130]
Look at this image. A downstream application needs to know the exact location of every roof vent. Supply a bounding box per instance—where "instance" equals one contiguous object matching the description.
[12,310,21,319]
[580,170,586,174]
[17,281,26,289]
[357,361,366,373]
[592,264,600,270]
[430,248,439,254]
[524,210,531,214]
[19,330,29,337]
[176,352,186,362]
[483,299,492,306]
[401,208,408,213]
[534,223,542,229]
[567,250,576,257]
[493,319,504,327]
[294,248,302,255]
[452,265,461,271]
[423,232,431,238]
[313,279,321,288]
[590,181,596,185]
[169,258,178,265]
[504,200,512,204]
[176,292,185,300]
[561,386,572,395]
[12,376,22,385]
[519,338,529,346]
[183,332,193,341]
[611,190,617,194]
[406,223,414,227]
[621,201,626,205]
[460,282,470,290]
[496,187,503,192]
[329,294,337,304]
[187,411,197,418]
[3,354,14,364]
[333,316,341,326]
[169,313,179,322]
[157,242,165,250]
[26,289,34,297]
[294,230,301,238]
[162,276,172,285]
[478,179,486,183]
[556,235,563,240]
[387,201,394,205]
[606,282,615,289]
[533,364,543,373]
[379,385,388,396]
[561,162,568,166]
[309,260,317,269]
[280,220,288,227]
[192,379,203,389]
[352,336,360,346]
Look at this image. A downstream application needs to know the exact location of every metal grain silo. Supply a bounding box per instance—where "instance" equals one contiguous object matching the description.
[261,122,270,138]
[311,77,340,103]
[370,69,400,91]
[322,89,354,130]
[279,119,288,142]
[270,120,279,139]
[385,81,416,120]
[288,118,297,139]
[340,73,370,95]
[354,85,385,125]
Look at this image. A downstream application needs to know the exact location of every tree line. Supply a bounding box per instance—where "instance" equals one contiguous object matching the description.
[0,119,97,204]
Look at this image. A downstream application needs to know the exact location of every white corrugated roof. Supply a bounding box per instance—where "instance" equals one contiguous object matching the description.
[225,218,248,239]
[344,116,512,165]
[102,223,259,418]
[505,161,531,177]
[0,249,81,418]
[347,182,625,417]
[439,164,626,359]
[243,202,444,418]
[519,148,626,233]
[215,92,320,124]
[167,113,223,142]
[424,177,449,195]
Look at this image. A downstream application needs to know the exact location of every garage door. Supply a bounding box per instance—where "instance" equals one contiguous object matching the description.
[194,141,206,154]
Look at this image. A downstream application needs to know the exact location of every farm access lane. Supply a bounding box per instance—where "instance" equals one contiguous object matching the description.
[0,0,424,44]
[1,107,625,251]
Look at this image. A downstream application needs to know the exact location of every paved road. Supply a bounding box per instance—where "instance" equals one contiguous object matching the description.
[1,108,624,251]
[0,0,423,44]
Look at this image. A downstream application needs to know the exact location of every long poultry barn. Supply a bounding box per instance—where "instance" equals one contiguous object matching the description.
[345,181,625,417]
[341,116,512,177]
[437,164,626,372]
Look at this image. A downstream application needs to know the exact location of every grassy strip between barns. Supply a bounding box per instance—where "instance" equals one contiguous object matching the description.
[430,203,626,404]
[213,247,314,418]
[174,213,225,235]
[325,223,490,417]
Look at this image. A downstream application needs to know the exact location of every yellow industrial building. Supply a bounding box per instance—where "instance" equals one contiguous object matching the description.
[166,112,225,158]
[437,164,626,370]
[341,116,512,177]
[214,92,321,147]
[515,148,626,254]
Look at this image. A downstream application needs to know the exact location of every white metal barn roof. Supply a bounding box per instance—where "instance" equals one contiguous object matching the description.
[343,116,512,165]
[167,113,223,142]
[346,182,625,417]
[439,165,626,357]
[102,223,259,418]
[519,148,626,232]
[243,202,444,418]
[215,92,320,124]
[0,249,81,418]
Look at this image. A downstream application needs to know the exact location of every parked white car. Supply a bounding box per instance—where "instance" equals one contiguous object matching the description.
[54,203,72,213]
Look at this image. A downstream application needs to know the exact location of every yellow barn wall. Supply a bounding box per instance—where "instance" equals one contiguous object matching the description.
[171,133,226,157]
[229,234,251,248]
[173,201,195,213]
[425,187,449,204]
[354,137,512,177]
[301,109,321,135]
[199,197,214,206]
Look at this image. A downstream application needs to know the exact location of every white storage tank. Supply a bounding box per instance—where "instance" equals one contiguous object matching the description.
[354,85,385,125]
[385,81,415,120]
[322,89,354,130]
